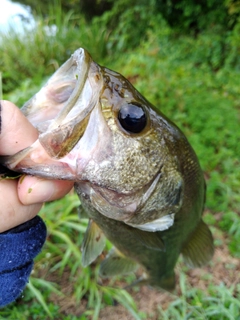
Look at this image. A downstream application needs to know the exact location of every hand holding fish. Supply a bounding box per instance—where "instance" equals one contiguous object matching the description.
[0,100,73,232]
[0,100,74,307]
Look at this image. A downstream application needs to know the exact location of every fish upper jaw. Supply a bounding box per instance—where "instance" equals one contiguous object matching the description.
[22,48,92,128]
[1,48,106,178]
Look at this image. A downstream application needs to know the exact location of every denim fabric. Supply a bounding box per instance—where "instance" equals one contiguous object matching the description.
[0,216,47,307]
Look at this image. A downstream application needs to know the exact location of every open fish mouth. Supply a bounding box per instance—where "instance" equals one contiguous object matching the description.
[1,48,104,179]
[1,48,183,229]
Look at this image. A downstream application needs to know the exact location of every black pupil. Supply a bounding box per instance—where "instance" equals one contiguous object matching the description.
[118,103,147,133]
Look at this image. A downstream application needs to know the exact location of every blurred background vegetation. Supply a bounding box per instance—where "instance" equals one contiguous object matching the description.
[0,0,240,319]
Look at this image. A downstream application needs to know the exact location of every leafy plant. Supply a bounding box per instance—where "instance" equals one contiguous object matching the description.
[0,4,109,94]
[0,1,239,318]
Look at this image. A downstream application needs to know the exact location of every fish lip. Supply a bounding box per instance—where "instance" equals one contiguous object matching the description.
[37,48,95,159]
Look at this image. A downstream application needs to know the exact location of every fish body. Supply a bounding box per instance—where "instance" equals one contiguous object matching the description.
[1,48,214,290]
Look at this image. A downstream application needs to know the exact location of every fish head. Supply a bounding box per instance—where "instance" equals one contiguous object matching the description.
[2,48,186,227]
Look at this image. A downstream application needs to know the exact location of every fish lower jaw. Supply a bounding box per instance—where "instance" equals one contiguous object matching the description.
[79,182,176,232]
[5,139,78,180]
[76,182,139,222]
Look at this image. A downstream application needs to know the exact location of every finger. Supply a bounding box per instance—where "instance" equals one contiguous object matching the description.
[18,176,74,205]
[0,100,38,155]
[0,179,42,232]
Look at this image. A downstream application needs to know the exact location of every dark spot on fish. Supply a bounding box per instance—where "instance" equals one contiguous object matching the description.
[112,257,120,261]
[119,89,125,98]
[95,235,101,242]
[103,75,110,84]
[114,84,119,91]
[95,73,101,81]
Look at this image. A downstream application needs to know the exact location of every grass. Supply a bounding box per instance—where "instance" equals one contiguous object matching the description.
[0,5,109,96]
[0,3,239,319]
[158,274,240,320]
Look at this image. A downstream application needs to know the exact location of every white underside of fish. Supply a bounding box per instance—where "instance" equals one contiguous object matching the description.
[126,213,175,232]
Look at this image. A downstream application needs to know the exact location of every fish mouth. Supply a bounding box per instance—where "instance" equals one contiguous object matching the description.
[0,48,183,231]
[1,48,104,178]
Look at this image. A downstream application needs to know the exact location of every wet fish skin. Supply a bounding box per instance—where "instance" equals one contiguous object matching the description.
[0,48,214,290]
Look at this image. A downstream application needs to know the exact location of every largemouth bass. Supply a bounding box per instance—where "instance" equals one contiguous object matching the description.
[1,48,214,290]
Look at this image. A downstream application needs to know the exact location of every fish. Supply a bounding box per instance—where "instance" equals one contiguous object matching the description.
[1,48,214,290]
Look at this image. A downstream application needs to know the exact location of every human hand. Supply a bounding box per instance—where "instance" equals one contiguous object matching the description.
[0,100,74,232]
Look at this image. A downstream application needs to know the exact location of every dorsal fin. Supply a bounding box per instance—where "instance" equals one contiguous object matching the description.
[99,248,138,278]
[81,219,106,267]
[181,219,214,268]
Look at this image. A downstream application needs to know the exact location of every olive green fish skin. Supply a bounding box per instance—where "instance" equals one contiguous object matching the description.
[1,48,213,289]
[74,65,208,288]
[74,67,205,286]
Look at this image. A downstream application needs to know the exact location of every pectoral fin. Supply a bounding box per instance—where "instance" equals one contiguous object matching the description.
[181,219,214,268]
[99,248,138,278]
[81,219,106,267]
[133,229,165,251]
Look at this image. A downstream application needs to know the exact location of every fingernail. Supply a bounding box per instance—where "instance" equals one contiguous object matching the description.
[26,180,56,204]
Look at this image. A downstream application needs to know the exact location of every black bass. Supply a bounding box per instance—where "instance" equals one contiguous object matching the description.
[1,48,214,290]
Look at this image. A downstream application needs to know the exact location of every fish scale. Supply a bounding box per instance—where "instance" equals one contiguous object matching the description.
[0,48,214,290]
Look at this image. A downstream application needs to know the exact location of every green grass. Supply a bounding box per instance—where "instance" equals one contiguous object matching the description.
[158,274,240,320]
[0,5,109,96]
[0,3,239,319]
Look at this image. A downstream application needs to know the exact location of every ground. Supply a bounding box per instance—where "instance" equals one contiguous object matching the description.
[46,228,239,319]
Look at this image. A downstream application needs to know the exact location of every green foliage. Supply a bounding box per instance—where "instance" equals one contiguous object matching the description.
[158,274,240,320]
[12,0,240,33]
[156,0,229,31]
[0,1,240,318]
[11,0,112,18]
[0,5,109,94]
[93,0,165,52]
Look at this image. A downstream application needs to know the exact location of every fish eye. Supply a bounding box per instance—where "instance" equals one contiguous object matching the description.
[118,103,147,133]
